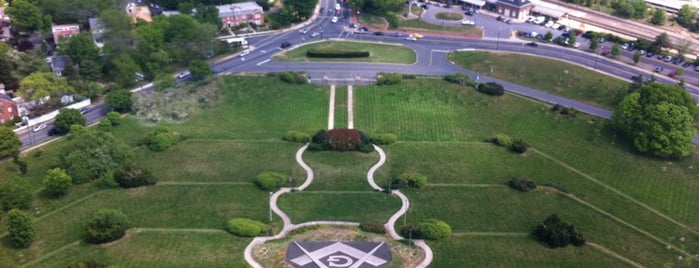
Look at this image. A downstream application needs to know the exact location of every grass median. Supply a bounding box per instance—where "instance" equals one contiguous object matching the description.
[274,41,416,64]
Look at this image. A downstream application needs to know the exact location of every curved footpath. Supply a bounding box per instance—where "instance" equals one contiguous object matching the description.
[244,143,433,267]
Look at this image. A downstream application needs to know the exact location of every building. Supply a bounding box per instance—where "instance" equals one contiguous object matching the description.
[217,2,264,27]
[48,55,71,76]
[88,18,105,48]
[0,93,19,123]
[51,24,80,43]
[496,0,534,20]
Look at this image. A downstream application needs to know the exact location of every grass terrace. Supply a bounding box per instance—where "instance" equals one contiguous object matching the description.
[273,41,417,64]
[435,12,464,21]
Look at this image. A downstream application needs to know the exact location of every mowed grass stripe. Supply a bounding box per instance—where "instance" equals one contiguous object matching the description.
[335,86,348,129]
[302,150,380,191]
[26,232,251,268]
[277,192,402,224]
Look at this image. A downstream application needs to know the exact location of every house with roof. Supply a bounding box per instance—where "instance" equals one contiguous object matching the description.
[52,24,80,43]
[495,0,533,20]
[48,55,71,76]
[217,2,264,27]
[88,18,105,48]
[0,92,19,124]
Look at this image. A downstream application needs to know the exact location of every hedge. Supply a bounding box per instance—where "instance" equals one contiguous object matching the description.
[397,172,427,188]
[254,172,289,191]
[402,219,452,240]
[372,133,398,145]
[359,222,386,234]
[508,177,536,192]
[328,128,362,151]
[377,73,402,85]
[226,218,267,237]
[444,73,476,86]
[307,49,370,58]
[283,130,311,143]
[476,82,505,96]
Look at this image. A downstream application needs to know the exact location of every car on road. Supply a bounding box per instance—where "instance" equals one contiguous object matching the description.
[374,31,384,36]
[654,66,664,72]
[405,36,417,41]
[299,28,309,34]
[33,123,47,132]
[526,42,538,47]
[601,48,611,56]
[177,70,191,79]
[461,20,475,26]
[239,49,250,57]
[409,33,423,39]
[504,18,513,24]
[668,70,678,78]
[391,32,402,37]
[280,42,292,49]
[331,16,338,23]
[310,32,319,38]
[47,127,60,136]
[79,107,92,115]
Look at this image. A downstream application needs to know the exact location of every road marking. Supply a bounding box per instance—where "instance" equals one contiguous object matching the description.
[257,59,270,66]
[431,49,450,53]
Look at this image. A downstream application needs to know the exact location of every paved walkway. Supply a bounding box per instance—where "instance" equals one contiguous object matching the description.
[347,85,354,129]
[328,85,336,130]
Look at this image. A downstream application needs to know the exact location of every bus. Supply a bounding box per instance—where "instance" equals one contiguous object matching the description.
[223,37,248,49]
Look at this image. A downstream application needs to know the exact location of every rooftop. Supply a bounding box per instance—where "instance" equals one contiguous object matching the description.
[217,2,263,18]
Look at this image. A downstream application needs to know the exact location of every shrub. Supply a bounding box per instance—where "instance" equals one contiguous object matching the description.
[508,177,536,192]
[532,214,585,248]
[106,111,122,126]
[444,73,476,86]
[377,73,402,85]
[283,130,311,143]
[113,164,156,188]
[476,82,505,96]
[398,172,427,188]
[510,139,530,154]
[306,49,370,58]
[146,127,181,152]
[307,142,327,151]
[278,72,308,84]
[487,133,512,147]
[312,129,329,144]
[358,144,375,153]
[0,180,32,210]
[68,260,109,268]
[402,219,452,240]
[43,168,73,197]
[226,218,267,237]
[328,128,362,151]
[7,209,34,248]
[254,172,288,191]
[359,222,386,234]
[389,178,408,189]
[372,133,398,145]
[385,11,400,28]
[105,90,133,113]
[85,209,130,244]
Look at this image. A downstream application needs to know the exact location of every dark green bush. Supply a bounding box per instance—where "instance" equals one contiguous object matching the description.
[312,129,329,144]
[377,73,402,85]
[278,72,308,84]
[307,142,327,151]
[254,172,288,191]
[358,144,375,153]
[532,214,585,248]
[402,219,452,240]
[510,139,530,154]
[307,49,370,58]
[114,164,156,188]
[476,82,505,96]
[226,218,267,237]
[283,130,311,143]
[84,209,130,244]
[372,133,398,145]
[359,222,386,234]
[385,11,400,28]
[389,178,408,189]
[444,73,476,86]
[508,177,536,192]
[397,172,427,188]
[0,180,32,210]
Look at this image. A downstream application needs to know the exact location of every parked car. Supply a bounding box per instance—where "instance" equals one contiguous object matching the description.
[177,70,191,79]
[663,55,673,62]
[682,62,692,68]
[544,21,554,28]
[504,18,513,24]
[33,123,47,132]
[601,48,611,56]
[645,51,654,57]
[551,23,561,29]
[620,43,629,50]
[672,56,684,65]
[280,41,292,49]
[695,65,699,72]
[654,66,664,72]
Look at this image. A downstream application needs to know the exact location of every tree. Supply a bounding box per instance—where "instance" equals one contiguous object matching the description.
[568,34,577,47]
[676,5,697,28]
[610,43,621,58]
[84,208,130,244]
[54,108,86,134]
[61,33,100,65]
[153,73,176,90]
[544,31,553,42]
[188,60,211,80]
[43,168,72,197]
[0,126,22,160]
[589,37,599,51]
[0,179,32,210]
[5,0,43,31]
[613,83,697,158]
[653,32,672,49]
[7,209,35,248]
[60,130,131,184]
[105,89,133,113]
[78,60,103,81]
[16,72,74,102]
[109,54,141,88]
[650,8,666,26]
[632,51,642,64]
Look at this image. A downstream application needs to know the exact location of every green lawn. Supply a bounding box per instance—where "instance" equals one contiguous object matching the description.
[435,12,463,21]
[277,192,401,224]
[358,14,387,29]
[273,41,417,64]
[447,51,630,109]
[302,150,380,191]
[399,18,482,37]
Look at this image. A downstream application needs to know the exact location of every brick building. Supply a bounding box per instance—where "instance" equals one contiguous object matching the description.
[0,93,18,123]
[217,2,264,27]
[496,0,533,20]
[51,24,80,43]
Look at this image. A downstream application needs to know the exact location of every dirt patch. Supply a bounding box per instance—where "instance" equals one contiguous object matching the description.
[128,4,152,24]
[132,77,224,124]
[253,226,424,268]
